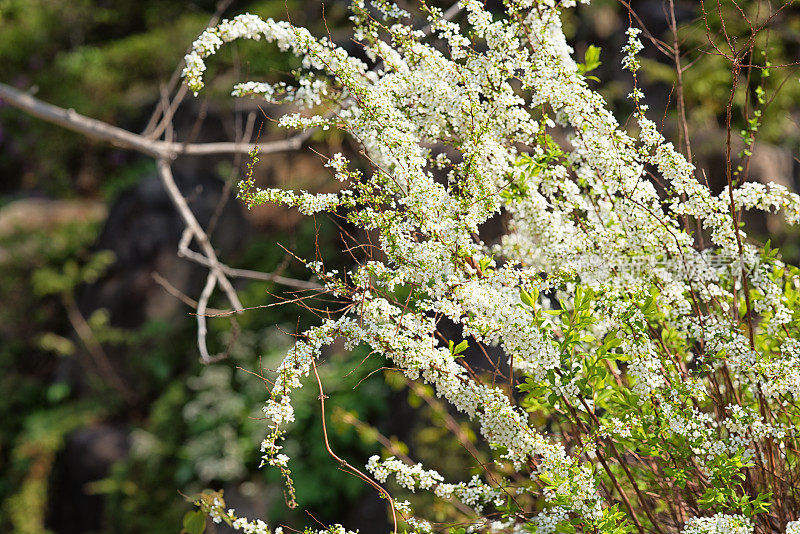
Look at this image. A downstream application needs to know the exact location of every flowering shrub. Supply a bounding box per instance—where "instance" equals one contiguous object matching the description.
[182,1,800,532]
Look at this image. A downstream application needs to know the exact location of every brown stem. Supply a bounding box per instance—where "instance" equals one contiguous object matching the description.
[311,359,399,533]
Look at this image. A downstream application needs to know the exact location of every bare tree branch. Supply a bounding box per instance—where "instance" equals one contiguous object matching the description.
[178,246,322,290]
[156,158,244,311]
[195,271,219,363]
[0,82,312,158]
[0,79,325,362]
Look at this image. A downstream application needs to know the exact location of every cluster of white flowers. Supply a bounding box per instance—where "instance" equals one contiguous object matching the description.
[367,455,445,491]
[732,181,800,225]
[599,414,640,439]
[259,317,365,470]
[724,404,787,448]
[405,516,433,533]
[620,27,643,73]
[184,0,800,531]
[367,456,503,513]
[247,188,350,215]
[523,507,570,534]
[202,495,360,534]
[205,497,271,534]
[681,513,753,534]
[624,340,665,396]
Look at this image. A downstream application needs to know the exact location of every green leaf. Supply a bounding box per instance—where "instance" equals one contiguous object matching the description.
[585,45,601,68]
[520,287,537,308]
[577,45,602,78]
[556,521,576,533]
[603,332,622,351]
[182,510,206,534]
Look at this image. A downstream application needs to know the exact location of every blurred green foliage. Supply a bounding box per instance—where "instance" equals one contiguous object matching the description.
[0,201,389,532]
[4,402,105,534]
[0,213,111,531]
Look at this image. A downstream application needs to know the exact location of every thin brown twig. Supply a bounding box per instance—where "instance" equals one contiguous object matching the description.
[151,271,228,314]
[310,359,399,533]
[141,0,234,137]
[177,245,322,290]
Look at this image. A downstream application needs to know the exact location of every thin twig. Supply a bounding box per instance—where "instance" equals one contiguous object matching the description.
[151,271,230,314]
[142,0,233,137]
[63,294,138,402]
[177,245,322,290]
[311,359,399,533]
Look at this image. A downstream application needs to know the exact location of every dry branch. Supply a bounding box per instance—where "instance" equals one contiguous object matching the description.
[0,82,312,158]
